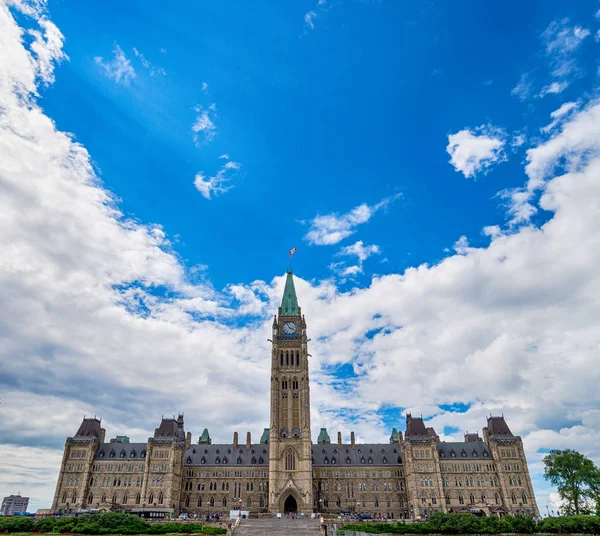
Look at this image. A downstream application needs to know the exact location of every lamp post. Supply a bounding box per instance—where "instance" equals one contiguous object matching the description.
[546,505,550,517]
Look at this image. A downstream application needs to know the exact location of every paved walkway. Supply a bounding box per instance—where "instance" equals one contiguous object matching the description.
[235,517,320,535]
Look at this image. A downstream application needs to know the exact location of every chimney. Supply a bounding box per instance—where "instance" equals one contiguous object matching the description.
[351,431,356,449]
[246,432,251,449]
[185,432,192,449]
[337,432,342,448]
[233,432,238,449]
[483,427,489,445]
[99,428,106,444]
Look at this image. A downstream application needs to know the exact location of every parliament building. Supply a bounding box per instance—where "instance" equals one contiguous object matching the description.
[51,271,539,519]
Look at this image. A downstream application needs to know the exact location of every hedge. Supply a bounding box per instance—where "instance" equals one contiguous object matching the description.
[339,513,600,534]
[0,512,226,534]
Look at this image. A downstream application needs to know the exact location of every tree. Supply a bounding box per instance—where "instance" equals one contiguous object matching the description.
[543,449,600,515]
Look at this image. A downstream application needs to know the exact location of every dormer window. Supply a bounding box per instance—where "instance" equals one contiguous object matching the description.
[215,457,220,464]
[439,450,446,458]
[461,450,467,458]
[324,457,329,464]
[223,457,228,464]
[450,450,456,458]
[259,457,264,464]
[383,457,388,464]
[130,451,136,458]
[360,457,365,464]
[98,451,105,458]
[331,457,336,464]
[346,458,351,464]
[186,457,192,464]
[237,457,242,464]
[483,451,489,457]
[109,450,115,458]
[472,450,478,457]
[251,457,256,464]
[201,457,206,464]
[120,451,126,458]
[368,457,373,464]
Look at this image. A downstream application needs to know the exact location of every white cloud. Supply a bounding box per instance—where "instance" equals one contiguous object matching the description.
[192,104,217,145]
[28,18,67,85]
[304,10,316,30]
[338,241,381,262]
[511,73,533,101]
[194,159,241,199]
[541,101,578,133]
[95,44,135,85]
[542,19,590,78]
[447,124,507,178]
[595,29,600,42]
[132,47,166,77]
[304,195,400,246]
[201,81,208,92]
[538,80,569,98]
[331,241,381,278]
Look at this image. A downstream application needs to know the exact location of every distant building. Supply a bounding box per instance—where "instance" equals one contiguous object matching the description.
[50,271,539,519]
[1,494,30,516]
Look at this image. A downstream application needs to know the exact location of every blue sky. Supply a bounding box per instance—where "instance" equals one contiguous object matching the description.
[1,0,600,514]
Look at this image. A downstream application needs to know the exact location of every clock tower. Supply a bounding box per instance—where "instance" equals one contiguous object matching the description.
[268,270,313,514]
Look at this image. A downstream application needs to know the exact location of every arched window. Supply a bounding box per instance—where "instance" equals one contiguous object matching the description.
[296,351,299,366]
[101,493,107,503]
[210,496,215,507]
[135,494,141,505]
[111,494,117,504]
[285,450,296,471]
[336,497,341,507]
[387,497,392,508]
[61,492,67,504]
[445,494,450,505]
[72,491,77,503]
[280,352,284,366]
[148,493,154,504]
[482,494,487,504]
[470,493,475,505]
[158,493,163,505]
[247,497,252,508]
[512,493,517,505]
[260,496,265,508]
[522,493,528,505]
[88,494,93,505]
[198,496,202,507]
[222,497,227,507]
[432,494,437,505]
[458,494,464,505]
[185,495,190,507]
[374,497,379,507]
[495,493,500,505]
[123,494,128,505]
[286,352,289,366]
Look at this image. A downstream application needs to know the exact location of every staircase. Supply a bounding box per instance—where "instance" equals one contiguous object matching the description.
[235,517,320,535]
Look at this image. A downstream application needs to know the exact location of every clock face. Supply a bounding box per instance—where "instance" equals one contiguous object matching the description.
[283,322,296,334]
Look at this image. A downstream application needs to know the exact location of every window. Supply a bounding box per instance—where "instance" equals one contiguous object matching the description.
[495,493,500,505]
[445,494,450,506]
[72,492,77,503]
[470,494,475,505]
[123,494,128,505]
[296,351,299,366]
[280,352,283,366]
[512,493,517,505]
[148,493,154,504]
[522,493,528,505]
[247,497,252,508]
[198,496,202,507]
[222,497,227,507]
[285,450,296,471]
[210,496,215,507]
[135,494,141,505]
[102,494,107,503]
[61,492,67,504]
[459,494,464,505]
[432,495,437,505]
[158,493,163,505]
[88,494,93,505]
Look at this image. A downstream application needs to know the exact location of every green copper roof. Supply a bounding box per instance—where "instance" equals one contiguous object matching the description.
[390,427,399,442]
[260,428,270,443]
[317,427,331,444]
[199,428,211,444]
[281,270,299,316]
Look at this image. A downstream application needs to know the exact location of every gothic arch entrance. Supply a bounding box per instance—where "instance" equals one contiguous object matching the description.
[283,495,297,513]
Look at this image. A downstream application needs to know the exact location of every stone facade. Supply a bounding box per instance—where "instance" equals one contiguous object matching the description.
[51,271,539,519]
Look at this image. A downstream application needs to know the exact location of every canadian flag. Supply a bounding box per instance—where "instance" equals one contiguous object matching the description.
[289,246,297,256]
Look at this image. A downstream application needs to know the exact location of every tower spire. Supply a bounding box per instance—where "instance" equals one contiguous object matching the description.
[281,270,299,316]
